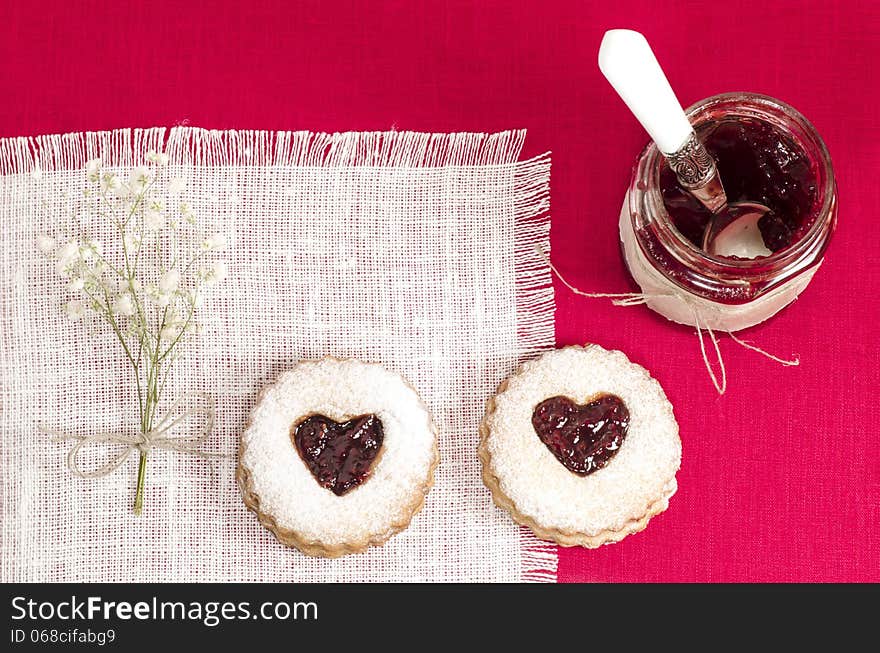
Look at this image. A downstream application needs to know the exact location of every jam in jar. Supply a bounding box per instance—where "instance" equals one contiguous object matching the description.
[620,93,837,332]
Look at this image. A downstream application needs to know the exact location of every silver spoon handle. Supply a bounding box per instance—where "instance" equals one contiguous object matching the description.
[596,30,729,214]
[667,132,728,213]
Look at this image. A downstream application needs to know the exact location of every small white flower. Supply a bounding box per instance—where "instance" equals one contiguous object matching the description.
[129,166,150,193]
[36,235,56,255]
[115,277,141,294]
[180,201,196,225]
[56,260,75,277]
[215,261,228,282]
[159,324,180,342]
[67,277,85,292]
[144,208,165,230]
[181,289,203,308]
[168,177,186,194]
[86,158,102,181]
[56,240,80,265]
[146,283,169,307]
[112,293,136,316]
[123,232,142,251]
[146,151,170,166]
[64,299,87,321]
[100,172,122,194]
[203,260,228,286]
[113,181,129,199]
[80,240,102,262]
[159,268,180,294]
[201,233,228,251]
[154,293,171,308]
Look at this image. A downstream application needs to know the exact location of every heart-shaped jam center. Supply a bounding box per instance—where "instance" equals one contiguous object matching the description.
[292,414,384,496]
[531,394,629,475]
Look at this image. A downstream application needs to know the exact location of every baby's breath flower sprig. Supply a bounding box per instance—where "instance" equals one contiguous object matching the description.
[38,152,228,515]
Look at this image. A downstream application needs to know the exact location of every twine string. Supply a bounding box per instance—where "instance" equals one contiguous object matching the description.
[535,244,800,395]
[41,391,229,479]
[690,305,727,394]
[727,331,800,367]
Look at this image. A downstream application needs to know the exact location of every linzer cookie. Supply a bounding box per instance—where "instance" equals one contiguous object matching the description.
[479,345,681,548]
[238,358,439,557]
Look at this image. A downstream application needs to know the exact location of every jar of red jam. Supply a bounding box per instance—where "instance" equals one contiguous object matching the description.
[619,92,837,331]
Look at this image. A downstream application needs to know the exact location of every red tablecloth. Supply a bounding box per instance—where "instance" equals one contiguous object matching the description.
[3,0,877,582]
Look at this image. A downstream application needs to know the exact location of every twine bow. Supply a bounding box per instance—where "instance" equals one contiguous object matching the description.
[41,392,229,479]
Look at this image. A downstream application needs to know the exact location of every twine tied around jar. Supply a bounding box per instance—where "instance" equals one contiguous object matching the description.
[536,245,799,394]
[40,392,230,479]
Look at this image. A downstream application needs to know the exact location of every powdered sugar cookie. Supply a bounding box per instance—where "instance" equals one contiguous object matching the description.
[238,358,439,557]
[479,345,681,548]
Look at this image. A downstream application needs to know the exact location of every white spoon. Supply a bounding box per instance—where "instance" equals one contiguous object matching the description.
[598,29,772,259]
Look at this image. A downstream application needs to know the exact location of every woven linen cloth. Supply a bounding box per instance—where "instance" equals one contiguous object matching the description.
[0,128,556,582]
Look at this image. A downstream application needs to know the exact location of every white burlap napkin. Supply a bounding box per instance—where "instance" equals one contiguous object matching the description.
[0,128,555,582]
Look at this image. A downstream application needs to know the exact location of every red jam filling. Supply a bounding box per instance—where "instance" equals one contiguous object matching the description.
[531,395,629,476]
[660,117,817,253]
[292,414,384,496]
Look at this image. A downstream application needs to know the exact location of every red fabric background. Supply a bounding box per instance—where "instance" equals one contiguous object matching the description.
[2,0,877,582]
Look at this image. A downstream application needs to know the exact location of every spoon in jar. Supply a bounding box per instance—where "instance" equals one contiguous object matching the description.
[598,29,772,258]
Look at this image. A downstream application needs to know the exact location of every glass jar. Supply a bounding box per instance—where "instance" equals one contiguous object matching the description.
[619,92,837,332]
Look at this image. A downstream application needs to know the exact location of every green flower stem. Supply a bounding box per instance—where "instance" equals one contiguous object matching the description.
[133,450,148,516]
[135,377,157,516]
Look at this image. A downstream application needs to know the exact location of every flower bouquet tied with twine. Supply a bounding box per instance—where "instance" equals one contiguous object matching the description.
[37,151,229,514]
